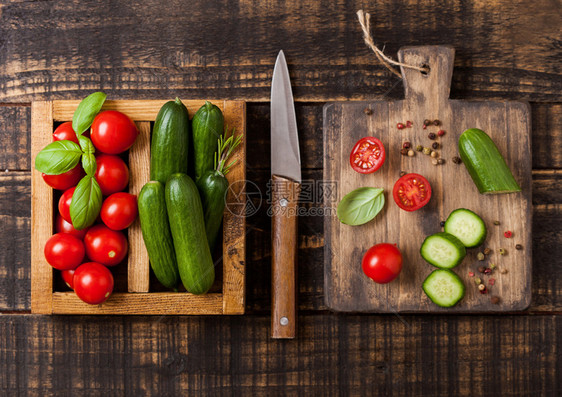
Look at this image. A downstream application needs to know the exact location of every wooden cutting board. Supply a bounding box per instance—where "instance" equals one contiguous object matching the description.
[323,46,532,313]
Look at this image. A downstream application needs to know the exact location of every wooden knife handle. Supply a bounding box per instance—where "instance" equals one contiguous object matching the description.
[271,174,300,339]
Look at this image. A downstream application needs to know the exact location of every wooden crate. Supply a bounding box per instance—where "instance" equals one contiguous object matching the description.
[31,100,246,315]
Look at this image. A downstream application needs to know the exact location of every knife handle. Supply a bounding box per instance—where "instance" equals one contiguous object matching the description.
[271,174,300,339]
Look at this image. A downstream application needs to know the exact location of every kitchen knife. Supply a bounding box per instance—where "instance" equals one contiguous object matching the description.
[270,50,301,339]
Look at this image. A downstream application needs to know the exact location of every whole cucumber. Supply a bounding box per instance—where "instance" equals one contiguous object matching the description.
[150,98,190,184]
[192,101,224,181]
[196,170,229,252]
[165,173,215,294]
[138,181,179,290]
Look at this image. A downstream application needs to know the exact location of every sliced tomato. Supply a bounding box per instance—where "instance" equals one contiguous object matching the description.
[392,173,432,211]
[349,137,385,174]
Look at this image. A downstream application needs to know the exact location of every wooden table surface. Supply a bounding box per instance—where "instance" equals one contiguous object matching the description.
[0,1,560,395]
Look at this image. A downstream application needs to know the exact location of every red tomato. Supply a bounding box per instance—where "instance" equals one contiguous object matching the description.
[84,225,128,266]
[91,110,138,154]
[53,121,79,144]
[44,233,85,270]
[61,269,75,289]
[362,243,403,284]
[58,186,76,223]
[73,262,114,304]
[392,173,432,212]
[55,214,88,240]
[95,154,129,196]
[42,164,85,191]
[100,192,138,230]
[350,137,386,174]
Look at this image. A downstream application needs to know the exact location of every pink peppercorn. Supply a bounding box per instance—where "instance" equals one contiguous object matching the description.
[504,230,512,238]
[468,272,475,277]
[489,278,496,286]
[397,123,405,129]
[437,130,446,136]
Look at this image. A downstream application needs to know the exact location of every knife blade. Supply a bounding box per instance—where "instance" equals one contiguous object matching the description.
[270,50,301,339]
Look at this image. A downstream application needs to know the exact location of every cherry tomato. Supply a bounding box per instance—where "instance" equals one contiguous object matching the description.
[61,269,75,289]
[73,262,114,304]
[362,243,403,284]
[91,110,138,154]
[84,225,128,266]
[95,154,129,196]
[58,186,76,223]
[350,137,386,174]
[100,192,138,230]
[55,214,88,240]
[53,121,79,144]
[392,173,432,212]
[44,233,85,270]
[42,164,84,191]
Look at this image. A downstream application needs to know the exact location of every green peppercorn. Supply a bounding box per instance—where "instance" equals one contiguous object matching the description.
[477,252,485,261]
[474,277,482,284]
[490,263,496,269]
[499,248,507,255]
[493,220,500,226]
[423,147,431,155]
[415,145,423,152]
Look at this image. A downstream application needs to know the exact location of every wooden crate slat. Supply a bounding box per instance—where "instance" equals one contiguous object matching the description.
[127,121,151,292]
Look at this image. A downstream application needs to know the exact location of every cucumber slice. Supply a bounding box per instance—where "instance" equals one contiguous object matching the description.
[423,269,465,307]
[420,232,466,269]
[444,208,487,247]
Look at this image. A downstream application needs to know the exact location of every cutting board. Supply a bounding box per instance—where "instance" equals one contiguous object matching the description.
[323,46,532,313]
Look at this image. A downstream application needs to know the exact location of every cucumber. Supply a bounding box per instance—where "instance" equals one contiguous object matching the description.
[196,170,228,252]
[420,232,466,269]
[423,269,465,307]
[138,181,179,290]
[458,128,521,194]
[150,98,190,184]
[192,101,224,181]
[165,173,215,294]
[444,208,487,247]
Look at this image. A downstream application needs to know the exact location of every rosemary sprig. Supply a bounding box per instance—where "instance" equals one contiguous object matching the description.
[215,126,243,176]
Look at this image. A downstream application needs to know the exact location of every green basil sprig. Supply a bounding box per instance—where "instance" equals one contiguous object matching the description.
[78,135,97,176]
[72,91,107,135]
[35,140,82,175]
[337,187,385,226]
[70,175,103,230]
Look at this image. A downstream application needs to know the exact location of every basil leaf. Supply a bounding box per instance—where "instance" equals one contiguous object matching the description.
[337,187,385,226]
[78,135,97,176]
[72,91,107,135]
[70,175,102,230]
[35,140,82,175]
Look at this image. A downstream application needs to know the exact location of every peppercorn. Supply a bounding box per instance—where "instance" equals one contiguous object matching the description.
[489,278,496,286]
[479,286,488,294]
[493,220,500,226]
[468,272,475,277]
[437,158,445,165]
[477,252,485,261]
[423,119,431,126]
[364,108,372,115]
[452,156,461,164]
[504,230,512,238]
[499,248,507,255]
[478,283,486,291]
[422,124,427,129]
[397,122,405,129]
[484,268,492,275]
[408,150,415,157]
[403,141,411,149]
[483,248,491,255]
[490,263,496,270]
[400,148,409,156]
[415,145,423,152]
[433,119,441,126]
[515,244,523,250]
[432,142,439,149]
[478,266,486,273]
[490,296,500,304]
[406,120,413,128]
[399,170,406,177]
[437,129,446,136]
[432,159,438,165]
[500,268,508,274]
[428,132,436,140]
[474,277,482,284]
[423,147,431,155]
[440,220,445,227]
[430,151,438,158]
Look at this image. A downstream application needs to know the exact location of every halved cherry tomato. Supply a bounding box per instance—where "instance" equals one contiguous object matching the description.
[100,192,138,230]
[392,173,432,211]
[84,225,128,266]
[61,269,75,289]
[44,233,85,270]
[95,154,129,196]
[58,186,76,223]
[55,214,88,240]
[53,121,79,144]
[42,164,85,191]
[349,137,386,174]
[73,262,114,304]
[91,110,138,154]
[362,243,403,284]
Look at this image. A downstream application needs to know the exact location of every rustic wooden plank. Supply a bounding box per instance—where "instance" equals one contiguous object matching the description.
[127,122,151,292]
[0,314,560,395]
[0,0,560,102]
[30,101,53,314]
[532,103,562,169]
[0,105,30,170]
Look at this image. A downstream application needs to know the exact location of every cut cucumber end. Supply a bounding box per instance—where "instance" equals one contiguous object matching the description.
[444,208,487,248]
[420,232,466,269]
[423,269,465,307]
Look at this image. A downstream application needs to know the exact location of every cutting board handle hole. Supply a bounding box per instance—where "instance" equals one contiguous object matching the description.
[420,63,430,76]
